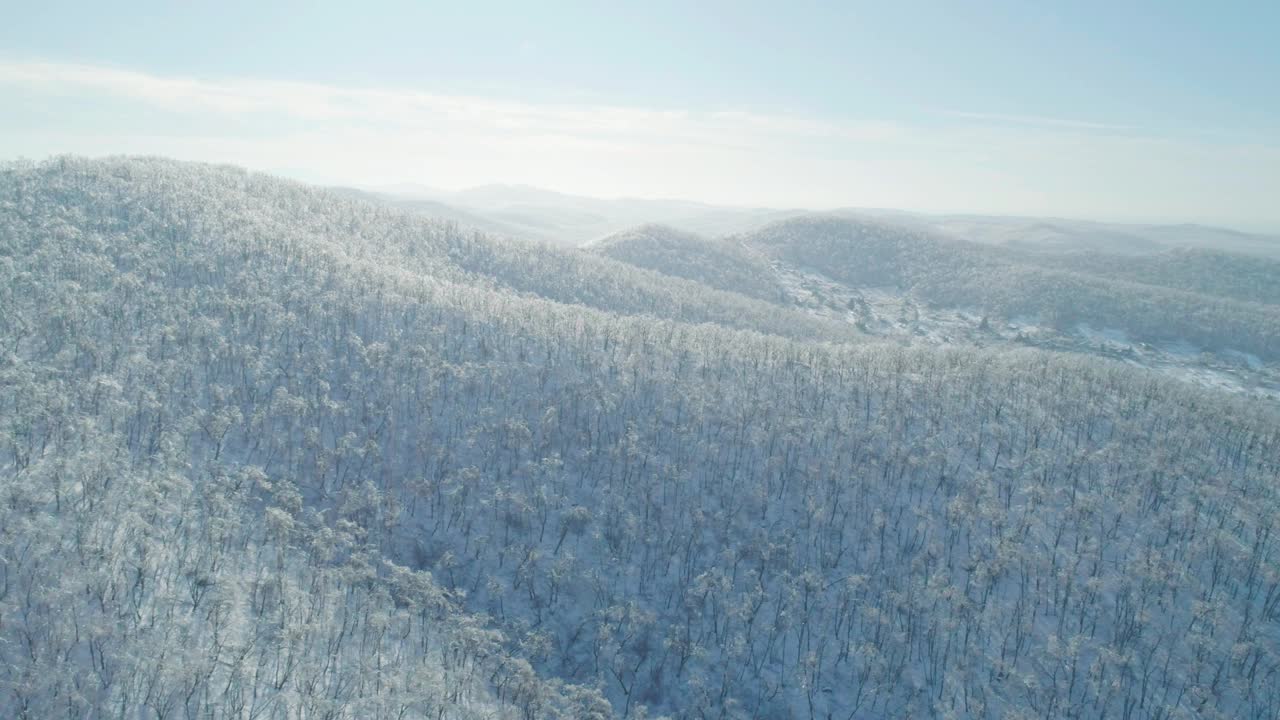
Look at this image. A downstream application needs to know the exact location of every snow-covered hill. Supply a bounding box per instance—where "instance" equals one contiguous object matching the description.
[4,157,1280,719]
[738,216,1280,360]
[589,215,1280,397]
[846,210,1280,258]
[590,224,786,303]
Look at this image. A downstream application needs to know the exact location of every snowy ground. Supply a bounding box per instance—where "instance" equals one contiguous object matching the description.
[766,258,1280,403]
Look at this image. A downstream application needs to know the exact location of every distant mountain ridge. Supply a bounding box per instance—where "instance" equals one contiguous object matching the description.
[861,211,1280,257]
[356,181,1280,256]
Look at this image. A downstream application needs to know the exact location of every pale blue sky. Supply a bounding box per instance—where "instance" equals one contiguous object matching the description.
[3,1,1278,229]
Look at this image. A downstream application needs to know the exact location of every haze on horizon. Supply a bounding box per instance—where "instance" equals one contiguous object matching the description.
[2,1,1279,232]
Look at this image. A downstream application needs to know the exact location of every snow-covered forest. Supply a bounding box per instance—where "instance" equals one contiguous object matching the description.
[740,217,1280,361]
[4,157,1280,719]
[590,225,785,304]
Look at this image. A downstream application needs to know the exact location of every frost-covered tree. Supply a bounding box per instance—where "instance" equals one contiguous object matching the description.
[2,156,1279,719]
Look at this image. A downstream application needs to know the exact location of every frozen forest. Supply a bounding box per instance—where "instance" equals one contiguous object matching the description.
[4,156,1280,719]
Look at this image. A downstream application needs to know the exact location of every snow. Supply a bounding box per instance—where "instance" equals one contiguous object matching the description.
[1225,348,1265,370]
[1074,322,1130,346]
[1159,338,1202,357]
[763,257,1280,405]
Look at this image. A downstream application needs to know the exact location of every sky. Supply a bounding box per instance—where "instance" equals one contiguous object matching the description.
[2,1,1278,231]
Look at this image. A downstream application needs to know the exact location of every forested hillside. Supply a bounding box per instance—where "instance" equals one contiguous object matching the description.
[4,157,1280,719]
[743,216,1280,359]
[591,224,785,303]
[867,213,1280,258]
[1012,247,1280,308]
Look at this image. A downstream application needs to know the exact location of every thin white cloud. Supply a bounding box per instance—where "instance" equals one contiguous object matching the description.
[941,109,1138,132]
[0,60,902,147]
[1,60,1277,229]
